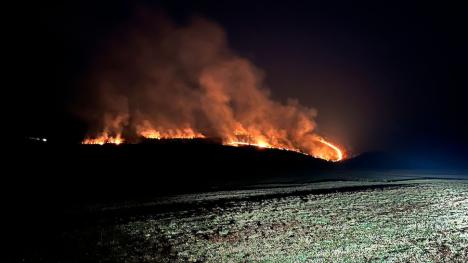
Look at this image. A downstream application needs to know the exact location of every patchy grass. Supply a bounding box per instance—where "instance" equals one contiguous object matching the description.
[40,180,468,262]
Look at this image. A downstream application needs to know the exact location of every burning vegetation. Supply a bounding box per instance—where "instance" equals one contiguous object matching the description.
[82,128,344,162]
[80,13,345,162]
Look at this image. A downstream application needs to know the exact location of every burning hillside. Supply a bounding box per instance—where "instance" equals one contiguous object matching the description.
[82,130,343,162]
[80,13,345,162]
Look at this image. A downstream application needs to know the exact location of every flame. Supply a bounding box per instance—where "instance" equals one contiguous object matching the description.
[224,133,344,161]
[83,127,344,162]
[227,139,304,154]
[82,132,124,145]
[79,16,347,162]
[139,128,205,140]
[228,141,274,149]
[314,137,344,162]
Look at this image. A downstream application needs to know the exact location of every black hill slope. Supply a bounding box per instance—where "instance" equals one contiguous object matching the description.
[8,138,466,260]
[19,138,331,202]
[17,139,467,204]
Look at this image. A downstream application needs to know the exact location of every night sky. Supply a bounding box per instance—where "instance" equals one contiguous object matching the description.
[14,1,467,162]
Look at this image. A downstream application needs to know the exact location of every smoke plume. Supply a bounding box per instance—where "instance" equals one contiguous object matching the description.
[79,12,342,161]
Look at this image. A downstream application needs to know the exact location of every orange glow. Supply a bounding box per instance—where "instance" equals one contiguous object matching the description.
[225,135,344,161]
[226,140,306,154]
[314,137,344,162]
[83,126,345,162]
[139,128,205,139]
[79,18,348,162]
[82,133,124,145]
[228,141,271,149]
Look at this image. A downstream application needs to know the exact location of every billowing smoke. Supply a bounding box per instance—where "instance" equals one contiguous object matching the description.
[79,12,342,161]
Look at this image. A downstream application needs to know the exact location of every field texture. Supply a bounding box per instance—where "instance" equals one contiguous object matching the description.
[57,180,468,262]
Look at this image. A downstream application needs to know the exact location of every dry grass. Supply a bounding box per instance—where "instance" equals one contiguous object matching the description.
[83,180,468,262]
[40,179,466,263]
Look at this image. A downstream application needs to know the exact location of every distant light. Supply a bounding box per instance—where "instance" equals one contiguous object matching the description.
[27,136,48,143]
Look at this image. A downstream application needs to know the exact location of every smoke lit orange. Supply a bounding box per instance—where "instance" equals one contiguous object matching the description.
[80,16,347,162]
[83,128,345,162]
[82,133,124,145]
[138,128,205,140]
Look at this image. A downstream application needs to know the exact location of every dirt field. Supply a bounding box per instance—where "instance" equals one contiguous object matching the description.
[38,179,467,262]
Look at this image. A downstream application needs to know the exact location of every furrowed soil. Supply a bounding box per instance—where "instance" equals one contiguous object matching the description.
[17,180,468,262]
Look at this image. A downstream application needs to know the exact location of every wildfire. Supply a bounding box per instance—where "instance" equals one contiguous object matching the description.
[227,140,306,155]
[80,16,348,163]
[226,136,344,162]
[314,137,344,162]
[82,133,124,145]
[139,128,205,140]
[228,141,271,149]
[83,128,344,162]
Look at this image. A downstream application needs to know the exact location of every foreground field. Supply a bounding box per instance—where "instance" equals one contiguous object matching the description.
[40,180,468,262]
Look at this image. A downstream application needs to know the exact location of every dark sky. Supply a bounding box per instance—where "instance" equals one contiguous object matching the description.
[14,1,467,158]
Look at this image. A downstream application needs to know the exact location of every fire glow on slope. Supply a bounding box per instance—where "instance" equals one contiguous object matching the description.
[226,136,344,162]
[315,137,344,161]
[82,133,124,145]
[82,131,344,162]
[139,128,205,140]
[80,16,347,162]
